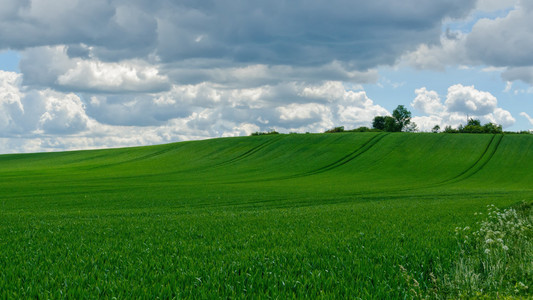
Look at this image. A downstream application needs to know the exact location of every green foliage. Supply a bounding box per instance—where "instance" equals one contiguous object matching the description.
[372,105,414,132]
[372,115,400,131]
[404,122,418,133]
[444,125,459,133]
[324,126,345,133]
[0,133,532,298]
[467,118,482,126]
[251,130,280,136]
[432,125,441,133]
[372,116,387,130]
[392,105,412,131]
[448,203,532,297]
[325,126,380,133]
[384,115,401,132]
[443,119,503,134]
[482,122,503,134]
[345,126,381,132]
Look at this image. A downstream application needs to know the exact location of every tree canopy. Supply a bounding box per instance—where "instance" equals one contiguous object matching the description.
[372,105,414,132]
[443,118,503,134]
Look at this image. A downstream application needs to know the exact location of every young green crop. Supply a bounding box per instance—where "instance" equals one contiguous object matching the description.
[0,133,531,298]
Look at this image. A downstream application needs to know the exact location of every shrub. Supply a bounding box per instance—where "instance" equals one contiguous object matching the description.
[447,203,532,297]
[444,125,459,133]
[250,130,280,136]
[325,126,345,133]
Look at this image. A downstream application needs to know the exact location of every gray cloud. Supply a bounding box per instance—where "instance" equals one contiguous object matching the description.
[502,67,533,85]
[20,46,171,93]
[163,61,379,88]
[465,3,533,67]
[403,1,533,85]
[142,0,476,68]
[3,0,475,69]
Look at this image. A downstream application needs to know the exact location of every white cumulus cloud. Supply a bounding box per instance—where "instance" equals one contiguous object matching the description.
[57,60,170,93]
[411,84,515,131]
[445,84,498,115]
[412,87,445,115]
[0,71,25,135]
[20,46,170,93]
[35,90,90,134]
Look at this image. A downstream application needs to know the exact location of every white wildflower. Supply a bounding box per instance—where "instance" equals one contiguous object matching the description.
[484,249,490,254]
[502,245,509,251]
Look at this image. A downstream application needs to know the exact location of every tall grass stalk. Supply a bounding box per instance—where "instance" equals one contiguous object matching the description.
[448,202,532,297]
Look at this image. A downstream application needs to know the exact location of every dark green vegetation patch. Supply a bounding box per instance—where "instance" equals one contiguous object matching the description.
[1,133,532,298]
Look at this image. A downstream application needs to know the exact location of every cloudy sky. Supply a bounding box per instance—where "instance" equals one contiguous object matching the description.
[1,0,532,153]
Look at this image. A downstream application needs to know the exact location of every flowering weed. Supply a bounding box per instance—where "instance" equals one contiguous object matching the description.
[448,202,532,297]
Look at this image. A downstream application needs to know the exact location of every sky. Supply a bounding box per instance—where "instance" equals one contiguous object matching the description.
[0,0,532,153]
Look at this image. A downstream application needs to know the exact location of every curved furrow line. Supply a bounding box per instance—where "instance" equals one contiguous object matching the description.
[303,133,384,175]
[451,134,503,182]
[303,133,389,176]
[125,147,176,164]
[113,136,287,178]
[85,146,177,170]
[213,135,284,168]
[443,134,496,182]
[438,134,503,186]
[337,134,504,195]
[226,133,388,184]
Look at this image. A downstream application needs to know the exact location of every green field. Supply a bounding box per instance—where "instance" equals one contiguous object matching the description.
[0,132,532,298]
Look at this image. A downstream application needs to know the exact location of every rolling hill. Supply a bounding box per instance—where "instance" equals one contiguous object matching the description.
[1,133,531,298]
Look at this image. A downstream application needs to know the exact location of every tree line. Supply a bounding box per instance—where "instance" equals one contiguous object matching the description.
[251,105,531,135]
[437,119,503,134]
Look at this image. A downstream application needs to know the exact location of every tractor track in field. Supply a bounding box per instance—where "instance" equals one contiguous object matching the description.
[390,134,503,194]
[213,135,285,168]
[390,134,504,194]
[125,147,177,163]
[438,134,503,185]
[227,133,389,184]
[298,132,389,177]
[82,136,285,178]
[85,146,177,170]
[333,134,505,195]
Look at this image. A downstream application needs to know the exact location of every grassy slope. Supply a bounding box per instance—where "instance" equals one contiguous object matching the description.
[0,133,531,298]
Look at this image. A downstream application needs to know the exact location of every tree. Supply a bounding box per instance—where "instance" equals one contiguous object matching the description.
[372,105,413,132]
[441,119,503,134]
[467,118,481,126]
[404,122,418,133]
[392,105,412,132]
[384,116,401,132]
[325,126,345,133]
[372,116,386,131]
[432,125,441,133]
[444,125,458,133]
[482,122,502,134]
[461,118,483,133]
